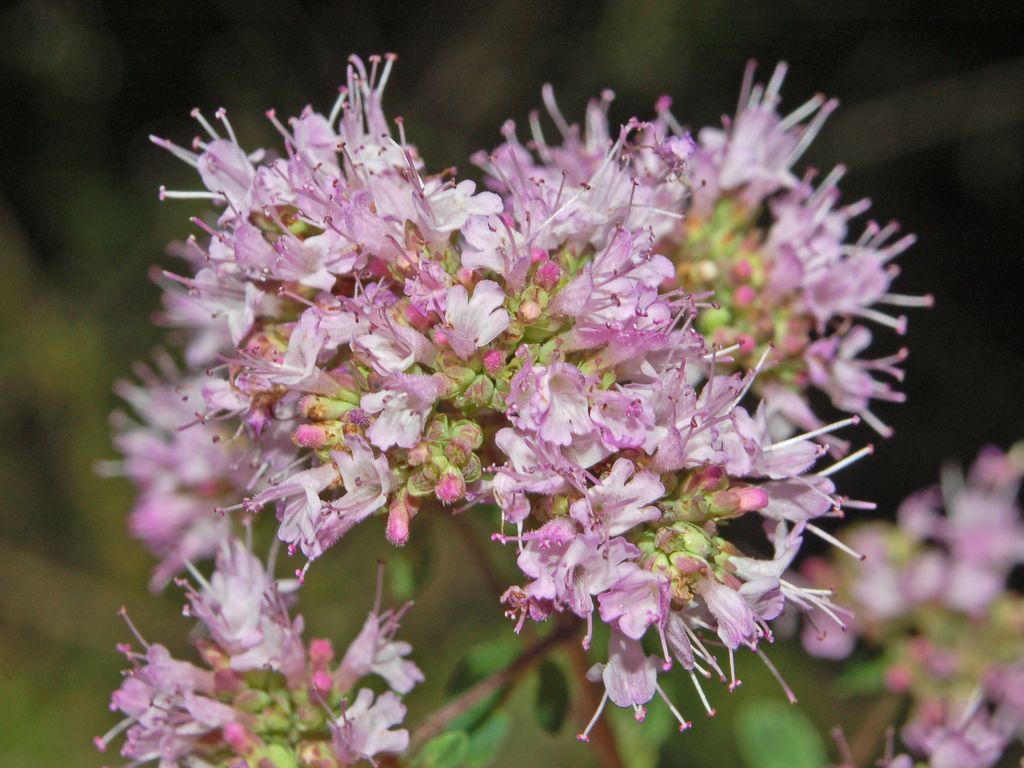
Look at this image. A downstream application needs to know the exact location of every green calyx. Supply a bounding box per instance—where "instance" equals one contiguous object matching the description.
[405,415,485,502]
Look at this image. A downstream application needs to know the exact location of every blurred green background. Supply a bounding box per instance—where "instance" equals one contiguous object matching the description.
[1,3,1023,766]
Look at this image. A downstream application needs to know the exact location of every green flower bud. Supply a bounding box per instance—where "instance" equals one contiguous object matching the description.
[406,470,436,498]
[233,688,272,714]
[461,453,483,484]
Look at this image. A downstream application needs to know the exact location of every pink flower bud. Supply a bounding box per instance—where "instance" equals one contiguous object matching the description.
[407,442,430,466]
[309,638,335,664]
[885,664,912,693]
[731,259,753,281]
[534,260,562,290]
[312,670,333,693]
[449,420,483,450]
[733,284,757,307]
[518,300,542,322]
[683,465,725,495]
[434,467,466,505]
[293,423,330,448]
[483,349,505,374]
[386,491,418,546]
[223,722,255,755]
[712,485,769,515]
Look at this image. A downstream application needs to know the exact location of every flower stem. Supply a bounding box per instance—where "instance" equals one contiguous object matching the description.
[408,618,580,751]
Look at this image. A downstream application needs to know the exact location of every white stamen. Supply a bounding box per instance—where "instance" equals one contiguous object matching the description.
[541,83,571,139]
[879,292,934,308]
[94,716,134,751]
[689,671,717,717]
[728,345,773,412]
[727,648,741,691]
[576,692,609,742]
[806,523,865,560]
[328,88,347,127]
[159,187,223,201]
[788,98,838,165]
[190,108,221,140]
[656,684,692,731]
[818,444,874,477]
[117,607,150,650]
[766,416,859,452]
[756,647,797,704]
[779,94,825,131]
[859,409,893,438]
[855,306,908,333]
[149,135,198,167]
[183,558,214,593]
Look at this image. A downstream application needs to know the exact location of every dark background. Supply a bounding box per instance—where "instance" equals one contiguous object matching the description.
[1,3,1022,766]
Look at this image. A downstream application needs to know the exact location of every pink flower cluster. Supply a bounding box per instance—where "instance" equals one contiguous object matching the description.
[804,444,1024,767]
[97,541,421,767]
[106,53,925,754]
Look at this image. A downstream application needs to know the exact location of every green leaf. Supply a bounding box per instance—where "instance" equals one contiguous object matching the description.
[257,743,299,768]
[464,712,511,767]
[736,700,826,768]
[444,638,521,732]
[834,656,888,697]
[607,694,675,768]
[386,553,415,602]
[534,660,569,734]
[446,639,521,695]
[413,731,470,768]
[387,540,433,602]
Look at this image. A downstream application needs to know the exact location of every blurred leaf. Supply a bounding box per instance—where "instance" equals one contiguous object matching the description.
[834,656,888,697]
[464,711,511,767]
[534,660,569,734]
[387,552,415,602]
[413,731,469,768]
[260,744,299,768]
[736,701,826,768]
[608,694,675,768]
[445,638,521,732]
[446,639,521,696]
[387,538,433,602]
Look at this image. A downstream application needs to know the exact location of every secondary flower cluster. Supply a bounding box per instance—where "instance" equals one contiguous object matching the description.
[97,539,422,767]
[804,444,1024,768]
[476,63,928,440]
[104,53,922,758]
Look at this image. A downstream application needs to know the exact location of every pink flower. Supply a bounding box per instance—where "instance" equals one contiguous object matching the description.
[332,689,410,766]
[692,62,837,213]
[250,463,338,560]
[443,280,510,359]
[460,214,530,284]
[362,374,446,450]
[569,458,663,536]
[515,518,638,626]
[185,538,272,654]
[589,386,663,452]
[336,604,424,695]
[420,179,503,234]
[507,357,594,446]
[591,630,659,711]
[101,642,237,763]
[598,568,670,640]
[311,438,395,557]
[695,577,763,650]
